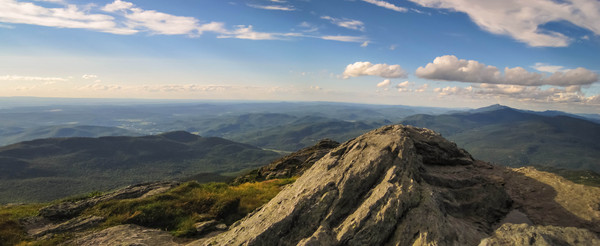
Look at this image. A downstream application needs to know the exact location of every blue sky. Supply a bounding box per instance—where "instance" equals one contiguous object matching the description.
[1,0,599,113]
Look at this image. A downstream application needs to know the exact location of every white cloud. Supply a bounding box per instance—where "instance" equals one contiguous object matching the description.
[0,75,67,81]
[247,4,295,11]
[396,81,414,92]
[396,81,413,88]
[434,83,600,105]
[531,63,566,73]
[362,0,407,12]
[218,25,278,40]
[321,16,365,31]
[0,0,136,34]
[33,0,65,4]
[101,0,132,12]
[416,55,599,86]
[105,2,202,36]
[321,35,367,43]
[409,0,600,47]
[343,61,407,79]
[377,79,391,87]
[0,0,372,43]
[82,74,98,80]
[415,84,429,92]
[79,83,122,91]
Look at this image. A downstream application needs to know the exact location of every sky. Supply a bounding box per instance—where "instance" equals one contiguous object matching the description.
[1,0,599,113]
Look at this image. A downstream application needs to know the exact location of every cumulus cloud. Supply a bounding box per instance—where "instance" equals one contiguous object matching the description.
[362,0,407,12]
[377,79,391,87]
[343,62,407,79]
[321,16,365,31]
[408,0,600,47]
[416,55,598,86]
[396,81,415,92]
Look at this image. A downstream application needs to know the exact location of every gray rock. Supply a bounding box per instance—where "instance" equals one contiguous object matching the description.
[234,139,339,184]
[191,125,511,246]
[195,220,219,234]
[29,215,105,237]
[68,224,179,246]
[39,181,179,220]
[479,223,600,246]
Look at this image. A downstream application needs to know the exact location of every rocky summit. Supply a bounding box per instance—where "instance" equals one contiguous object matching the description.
[190,125,600,246]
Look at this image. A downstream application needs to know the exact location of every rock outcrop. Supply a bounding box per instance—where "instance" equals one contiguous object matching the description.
[233,139,339,184]
[191,125,600,245]
[17,124,599,245]
[480,224,600,245]
[68,224,180,246]
[39,181,179,220]
[193,125,513,245]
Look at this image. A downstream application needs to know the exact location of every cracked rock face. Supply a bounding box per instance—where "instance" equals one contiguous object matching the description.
[193,125,512,246]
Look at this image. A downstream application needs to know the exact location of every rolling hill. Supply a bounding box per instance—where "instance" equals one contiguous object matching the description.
[0,125,139,147]
[401,105,600,172]
[0,131,280,204]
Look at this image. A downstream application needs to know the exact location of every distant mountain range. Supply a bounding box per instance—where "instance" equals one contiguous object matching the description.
[402,105,600,172]
[0,125,139,147]
[0,131,280,203]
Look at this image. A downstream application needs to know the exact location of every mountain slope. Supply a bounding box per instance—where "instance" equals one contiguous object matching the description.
[402,106,600,172]
[191,125,600,245]
[0,125,138,147]
[0,132,280,203]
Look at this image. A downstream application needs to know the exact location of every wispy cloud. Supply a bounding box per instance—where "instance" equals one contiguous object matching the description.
[321,16,365,31]
[0,75,67,81]
[361,0,407,12]
[321,35,367,43]
[531,63,568,74]
[409,0,600,47]
[217,25,300,40]
[0,0,361,43]
[247,4,295,11]
[0,0,136,34]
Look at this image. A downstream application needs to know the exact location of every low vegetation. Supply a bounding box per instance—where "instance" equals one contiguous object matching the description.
[0,178,295,245]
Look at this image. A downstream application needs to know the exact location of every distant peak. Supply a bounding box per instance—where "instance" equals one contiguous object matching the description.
[471,104,512,113]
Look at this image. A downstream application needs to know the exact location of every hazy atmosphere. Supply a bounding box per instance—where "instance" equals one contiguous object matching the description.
[1,0,600,113]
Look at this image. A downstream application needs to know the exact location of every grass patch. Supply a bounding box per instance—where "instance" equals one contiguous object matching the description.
[0,203,44,246]
[0,178,295,245]
[83,178,296,237]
